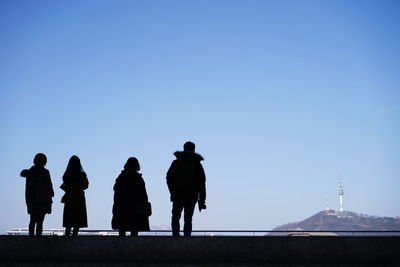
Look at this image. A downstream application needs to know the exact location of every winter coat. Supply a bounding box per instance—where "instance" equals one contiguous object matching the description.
[111,170,150,231]
[61,172,88,227]
[166,151,206,203]
[21,166,54,214]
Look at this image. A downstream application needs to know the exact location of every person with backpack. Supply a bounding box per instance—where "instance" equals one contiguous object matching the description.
[166,141,206,236]
[20,153,54,236]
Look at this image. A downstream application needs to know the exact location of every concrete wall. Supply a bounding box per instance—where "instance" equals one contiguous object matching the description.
[1,236,399,266]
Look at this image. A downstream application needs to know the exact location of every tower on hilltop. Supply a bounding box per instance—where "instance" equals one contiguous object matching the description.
[338,177,344,212]
[325,195,329,212]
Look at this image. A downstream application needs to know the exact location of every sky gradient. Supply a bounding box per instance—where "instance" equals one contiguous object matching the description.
[1,0,399,234]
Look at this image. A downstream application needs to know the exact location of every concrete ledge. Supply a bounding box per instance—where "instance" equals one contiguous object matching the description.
[1,236,399,265]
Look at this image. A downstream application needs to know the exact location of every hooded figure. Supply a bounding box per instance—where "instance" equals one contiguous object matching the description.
[20,153,54,236]
[112,157,150,236]
[166,141,206,236]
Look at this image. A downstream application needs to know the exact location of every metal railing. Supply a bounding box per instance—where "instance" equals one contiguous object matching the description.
[5,228,400,236]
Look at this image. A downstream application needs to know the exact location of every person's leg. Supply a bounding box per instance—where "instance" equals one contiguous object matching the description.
[65,227,72,236]
[119,229,126,236]
[28,214,36,236]
[72,227,79,236]
[171,202,184,236]
[36,213,46,236]
[130,230,138,236]
[183,203,196,236]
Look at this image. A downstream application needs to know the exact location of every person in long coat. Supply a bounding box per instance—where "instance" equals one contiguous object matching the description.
[20,153,54,236]
[61,155,89,236]
[112,157,150,236]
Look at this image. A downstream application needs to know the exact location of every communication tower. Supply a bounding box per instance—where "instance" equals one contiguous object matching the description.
[338,177,344,212]
[325,195,329,212]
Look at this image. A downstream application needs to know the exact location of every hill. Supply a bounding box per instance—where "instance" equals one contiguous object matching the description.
[273,210,400,231]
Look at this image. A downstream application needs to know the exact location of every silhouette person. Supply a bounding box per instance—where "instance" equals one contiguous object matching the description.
[112,157,150,236]
[60,155,89,236]
[20,153,54,236]
[166,141,206,236]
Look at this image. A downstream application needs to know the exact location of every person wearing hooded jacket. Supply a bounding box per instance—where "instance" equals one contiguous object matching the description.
[166,141,206,236]
[20,153,54,236]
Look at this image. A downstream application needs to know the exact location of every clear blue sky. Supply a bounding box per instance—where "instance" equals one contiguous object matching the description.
[1,0,399,233]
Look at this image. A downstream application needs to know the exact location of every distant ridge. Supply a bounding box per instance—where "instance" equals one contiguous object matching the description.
[273,210,400,231]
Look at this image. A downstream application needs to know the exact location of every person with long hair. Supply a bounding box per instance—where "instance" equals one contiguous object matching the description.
[112,157,150,236]
[20,153,54,236]
[61,155,89,236]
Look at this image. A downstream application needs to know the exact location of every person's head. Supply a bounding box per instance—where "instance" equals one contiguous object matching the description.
[33,153,47,167]
[124,157,140,171]
[66,155,83,173]
[183,141,195,152]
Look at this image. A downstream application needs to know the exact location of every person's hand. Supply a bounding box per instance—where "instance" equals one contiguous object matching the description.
[20,169,29,177]
[198,201,206,212]
[60,183,67,191]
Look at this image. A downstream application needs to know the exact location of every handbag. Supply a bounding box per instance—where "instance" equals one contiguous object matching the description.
[133,201,152,217]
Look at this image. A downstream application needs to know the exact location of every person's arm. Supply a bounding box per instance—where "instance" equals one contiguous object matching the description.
[47,170,54,197]
[141,178,149,202]
[166,161,177,195]
[198,163,206,210]
[113,175,121,192]
[82,172,89,190]
[20,169,29,178]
